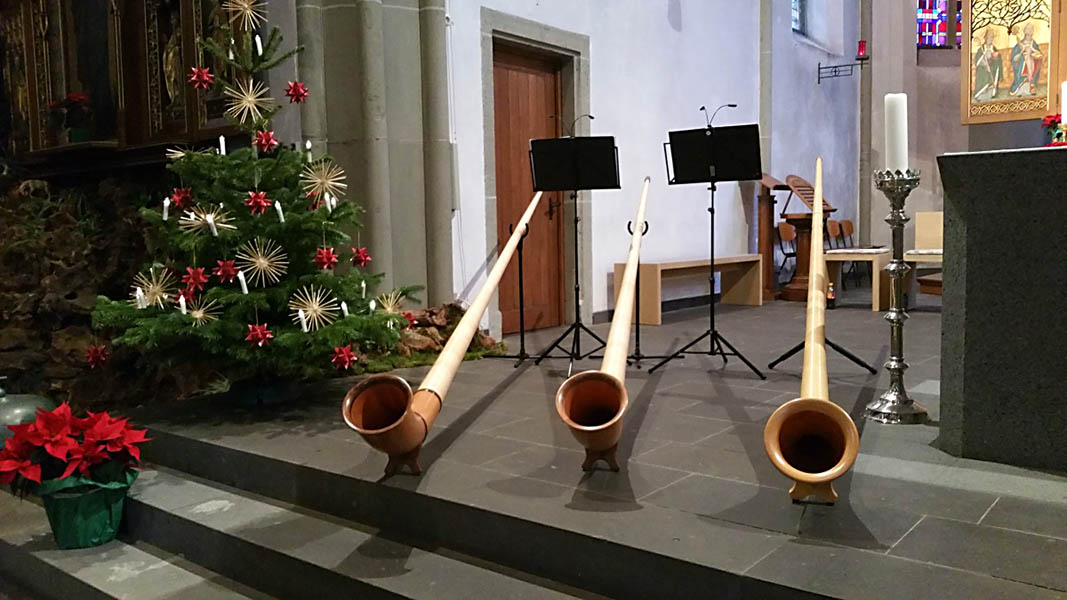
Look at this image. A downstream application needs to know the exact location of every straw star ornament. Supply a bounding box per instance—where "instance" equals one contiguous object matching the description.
[130,268,177,309]
[188,298,222,326]
[223,78,275,125]
[289,285,340,332]
[179,205,237,236]
[300,160,347,202]
[235,238,289,287]
[223,0,266,30]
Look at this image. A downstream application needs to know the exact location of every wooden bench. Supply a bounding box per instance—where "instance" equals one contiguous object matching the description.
[824,248,891,311]
[613,254,762,325]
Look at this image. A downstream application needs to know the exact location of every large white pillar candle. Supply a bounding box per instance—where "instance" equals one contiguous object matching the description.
[884,93,909,172]
[1061,81,1066,119]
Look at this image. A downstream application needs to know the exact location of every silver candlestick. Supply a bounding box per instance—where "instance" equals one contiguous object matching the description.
[865,169,928,425]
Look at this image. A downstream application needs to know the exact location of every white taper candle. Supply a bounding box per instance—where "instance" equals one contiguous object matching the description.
[274,200,285,223]
[884,93,908,173]
[305,139,312,162]
[218,135,227,155]
[205,212,218,237]
[237,270,249,294]
[162,197,170,221]
[255,34,263,56]
[178,295,187,315]
[298,309,309,332]
[340,301,349,317]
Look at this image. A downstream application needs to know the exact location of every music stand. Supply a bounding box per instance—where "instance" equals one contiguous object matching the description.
[647,124,766,378]
[529,136,621,373]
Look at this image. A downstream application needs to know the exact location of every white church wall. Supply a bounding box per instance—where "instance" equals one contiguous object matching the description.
[769,0,860,236]
[446,0,760,317]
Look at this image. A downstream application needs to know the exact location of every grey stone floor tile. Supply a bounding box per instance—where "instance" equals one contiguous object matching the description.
[981,496,1067,539]
[847,473,998,523]
[796,489,923,550]
[748,540,1064,600]
[641,474,804,534]
[890,516,1067,591]
[637,428,792,490]
[480,444,688,501]
[422,429,535,467]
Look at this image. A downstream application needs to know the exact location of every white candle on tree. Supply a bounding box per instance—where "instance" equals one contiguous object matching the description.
[135,287,146,309]
[205,212,219,237]
[298,309,309,332]
[360,280,366,298]
[274,200,285,223]
[305,140,312,162]
[178,295,187,315]
[255,34,264,56]
[162,197,170,221]
[884,93,908,173]
[218,135,227,155]
[237,270,249,294]
[340,301,349,317]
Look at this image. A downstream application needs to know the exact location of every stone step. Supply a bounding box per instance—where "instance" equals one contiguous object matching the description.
[125,468,593,600]
[144,428,825,600]
[0,492,263,600]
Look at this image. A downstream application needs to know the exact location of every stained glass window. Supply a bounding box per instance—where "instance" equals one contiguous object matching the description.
[917,0,963,48]
[791,0,806,35]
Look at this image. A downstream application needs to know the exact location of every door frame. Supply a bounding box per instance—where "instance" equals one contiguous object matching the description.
[481,8,591,338]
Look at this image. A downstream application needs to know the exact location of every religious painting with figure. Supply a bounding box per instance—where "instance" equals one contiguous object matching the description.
[961,0,1061,123]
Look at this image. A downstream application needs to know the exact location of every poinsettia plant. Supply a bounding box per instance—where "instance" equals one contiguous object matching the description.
[1042,114,1064,145]
[0,403,148,497]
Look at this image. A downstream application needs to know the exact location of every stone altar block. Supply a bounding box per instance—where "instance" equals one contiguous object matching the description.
[937,147,1067,473]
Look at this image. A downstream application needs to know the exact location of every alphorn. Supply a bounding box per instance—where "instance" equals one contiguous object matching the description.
[556,177,650,471]
[763,158,859,503]
[343,192,544,476]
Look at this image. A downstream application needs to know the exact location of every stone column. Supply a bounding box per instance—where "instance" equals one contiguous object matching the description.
[355,0,395,290]
[294,0,328,150]
[858,0,872,246]
[419,0,455,305]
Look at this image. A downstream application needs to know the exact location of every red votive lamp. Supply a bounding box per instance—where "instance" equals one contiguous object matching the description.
[857,40,868,60]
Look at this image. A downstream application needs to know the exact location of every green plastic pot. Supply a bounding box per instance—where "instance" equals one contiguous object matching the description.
[37,469,138,550]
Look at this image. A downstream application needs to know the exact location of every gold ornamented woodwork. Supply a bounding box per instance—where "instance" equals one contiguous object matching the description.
[0,0,238,165]
[961,0,1064,124]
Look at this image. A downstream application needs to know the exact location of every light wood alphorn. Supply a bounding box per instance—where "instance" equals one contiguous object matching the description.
[556,177,650,471]
[763,158,859,503]
[343,192,544,476]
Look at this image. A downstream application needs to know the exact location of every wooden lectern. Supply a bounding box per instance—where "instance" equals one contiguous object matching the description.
[758,174,790,300]
[779,175,836,302]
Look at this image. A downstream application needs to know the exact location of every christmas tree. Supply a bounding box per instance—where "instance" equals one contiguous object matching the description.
[92,2,415,384]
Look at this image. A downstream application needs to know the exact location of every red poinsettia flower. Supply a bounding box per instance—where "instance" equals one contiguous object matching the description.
[170,187,194,209]
[285,81,309,103]
[331,345,357,370]
[86,344,109,369]
[59,438,110,480]
[104,426,149,462]
[181,266,210,292]
[253,130,278,153]
[351,246,372,267]
[246,323,273,348]
[15,404,79,460]
[403,311,417,329]
[187,66,214,90]
[213,259,237,283]
[314,247,339,270]
[0,436,41,484]
[1041,113,1061,127]
[245,191,271,215]
[65,92,90,104]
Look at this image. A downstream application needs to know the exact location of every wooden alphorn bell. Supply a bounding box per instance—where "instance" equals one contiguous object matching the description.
[342,192,544,476]
[763,158,859,503]
[556,177,650,471]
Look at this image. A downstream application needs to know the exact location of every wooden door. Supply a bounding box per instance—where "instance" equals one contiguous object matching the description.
[493,46,564,333]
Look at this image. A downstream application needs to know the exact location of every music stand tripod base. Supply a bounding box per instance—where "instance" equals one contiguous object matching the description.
[767,337,877,374]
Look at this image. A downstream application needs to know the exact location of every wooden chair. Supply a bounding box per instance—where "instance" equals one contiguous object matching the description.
[839,219,866,286]
[776,222,797,280]
[825,220,846,289]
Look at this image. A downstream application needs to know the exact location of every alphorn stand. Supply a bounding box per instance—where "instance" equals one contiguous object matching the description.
[767,337,877,374]
[529,136,621,375]
[490,223,532,366]
[648,124,765,379]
